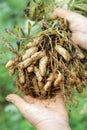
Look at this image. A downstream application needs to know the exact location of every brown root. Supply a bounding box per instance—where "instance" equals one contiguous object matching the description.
[5,18,87,105]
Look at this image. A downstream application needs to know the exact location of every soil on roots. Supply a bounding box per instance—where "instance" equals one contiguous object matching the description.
[5,18,87,104]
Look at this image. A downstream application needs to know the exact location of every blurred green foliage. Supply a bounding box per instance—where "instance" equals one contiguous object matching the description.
[0,0,36,130]
[0,0,87,130]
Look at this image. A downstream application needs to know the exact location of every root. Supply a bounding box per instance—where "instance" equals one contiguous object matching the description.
[5,17,87,105]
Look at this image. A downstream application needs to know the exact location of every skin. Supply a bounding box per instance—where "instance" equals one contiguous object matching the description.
[6,94,71,130]
[6,8,87,130]
[51,8,87,50]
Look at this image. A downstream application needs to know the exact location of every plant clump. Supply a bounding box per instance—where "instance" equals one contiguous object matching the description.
[4,0,87,104]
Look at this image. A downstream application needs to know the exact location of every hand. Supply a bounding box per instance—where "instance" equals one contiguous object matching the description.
[6,94,71,130]
[51,8,87,50]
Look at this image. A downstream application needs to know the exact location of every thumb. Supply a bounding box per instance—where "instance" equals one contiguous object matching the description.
[6,94,41,125]
[6,94,31,117]
[51,8,72,19]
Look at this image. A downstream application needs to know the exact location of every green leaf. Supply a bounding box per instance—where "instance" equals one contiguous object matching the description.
[14,25,25,38]
[27,21,32,37]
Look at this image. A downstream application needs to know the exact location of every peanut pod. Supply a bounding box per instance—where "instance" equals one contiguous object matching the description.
[54,72,62,87]
[18,51,45,68]
[55,45,71,61]
[44,73,54,91]
[34,66,42,82]
[32,77,40,95]
[18,68,25,84]
[22,47,38,60]
[27,65,34,73]
[39,56,48,76]
[9,67,15,77]
[6,57,18,68]
[25,38,39,49]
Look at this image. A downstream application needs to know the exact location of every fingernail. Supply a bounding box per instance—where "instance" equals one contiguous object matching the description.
[6,95,12,102]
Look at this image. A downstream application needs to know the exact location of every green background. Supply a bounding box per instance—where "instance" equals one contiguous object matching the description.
[0,0,87,130]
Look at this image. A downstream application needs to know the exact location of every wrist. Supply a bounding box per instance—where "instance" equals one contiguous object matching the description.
[36,120,71,130]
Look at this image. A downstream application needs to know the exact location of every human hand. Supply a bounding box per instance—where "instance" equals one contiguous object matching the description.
[51,8,87,50]
[6,94,71,130]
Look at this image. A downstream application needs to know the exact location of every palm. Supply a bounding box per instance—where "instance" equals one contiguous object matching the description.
[23,94,68,127]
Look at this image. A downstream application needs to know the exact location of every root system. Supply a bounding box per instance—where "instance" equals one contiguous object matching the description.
[5,18,87,103]
[4,0,87,105]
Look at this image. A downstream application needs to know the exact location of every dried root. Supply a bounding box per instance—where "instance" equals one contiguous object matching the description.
[5,18,87,104]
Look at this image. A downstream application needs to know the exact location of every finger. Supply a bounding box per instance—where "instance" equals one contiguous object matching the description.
[6,94,31,115]
[71,32,87,50]
[6,94,40,125]
[51,8,72,19]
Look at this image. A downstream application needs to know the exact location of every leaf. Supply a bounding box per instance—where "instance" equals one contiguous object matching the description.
[30,23,42,37]
[14,25,25,38]
[5,28,17,38]
[27,21,32,37]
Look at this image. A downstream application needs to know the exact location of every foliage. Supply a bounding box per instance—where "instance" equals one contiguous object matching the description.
[0,104,35,130]
[0,0,87,130]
